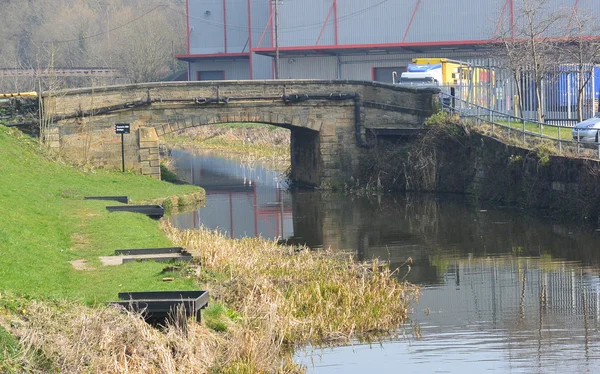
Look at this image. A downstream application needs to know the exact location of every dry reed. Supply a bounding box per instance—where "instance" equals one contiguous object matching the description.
[4,226,417,373]
[164,224,419,345]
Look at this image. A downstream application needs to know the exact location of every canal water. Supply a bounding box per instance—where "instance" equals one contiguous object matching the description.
[169,149,600,373]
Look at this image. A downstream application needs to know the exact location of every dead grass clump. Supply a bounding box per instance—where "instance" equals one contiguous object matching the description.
[164,224,419,346]
[10,300,220,373]
[6,297,302,373]
[5,223,417,373]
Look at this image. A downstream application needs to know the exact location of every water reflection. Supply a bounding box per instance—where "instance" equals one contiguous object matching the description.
[169,149,294,239]
[169,149,600,373]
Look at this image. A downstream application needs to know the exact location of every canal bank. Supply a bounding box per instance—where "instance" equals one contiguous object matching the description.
[0,125,418,373]
[360,113,600,225]
[165,148,600,373]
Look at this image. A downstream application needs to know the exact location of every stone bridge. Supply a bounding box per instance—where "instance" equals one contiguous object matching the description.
[42,80,438,187]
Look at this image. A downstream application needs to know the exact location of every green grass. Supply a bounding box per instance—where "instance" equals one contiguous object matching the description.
[0,324,19,364]
[494,119,573,140]
[0,126,204,303]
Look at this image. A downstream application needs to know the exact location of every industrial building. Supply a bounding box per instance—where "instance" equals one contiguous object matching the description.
[176,0,600,84]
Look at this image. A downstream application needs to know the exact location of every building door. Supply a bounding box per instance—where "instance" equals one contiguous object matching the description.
[373,67,406,84]
[197,71,225,81]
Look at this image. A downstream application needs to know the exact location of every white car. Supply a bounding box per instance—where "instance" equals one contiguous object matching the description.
[572,117,600,142]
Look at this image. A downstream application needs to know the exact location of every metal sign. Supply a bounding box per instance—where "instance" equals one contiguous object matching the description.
[115,123,130,134]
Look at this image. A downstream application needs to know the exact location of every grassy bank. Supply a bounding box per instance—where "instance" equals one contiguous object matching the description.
[0,126,204,302]
[1,126,419,373]
[5,226,418,373]
[162,123,291,169]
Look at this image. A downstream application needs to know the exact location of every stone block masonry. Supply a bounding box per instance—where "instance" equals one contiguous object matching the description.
[43,80,438,188]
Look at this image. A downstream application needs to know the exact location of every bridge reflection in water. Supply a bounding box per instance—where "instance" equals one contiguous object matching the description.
[168,149,294,240]
[169,149,600,373]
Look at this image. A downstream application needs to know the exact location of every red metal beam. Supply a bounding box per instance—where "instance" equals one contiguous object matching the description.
[186,0,190,53]
[271,0,275,78]
[316,2,335,46]
[223,0,228,53]
[402,0,421,43]
[493,0,510,39]
[333,0,338,45]
[252,39,501,54]
[175,52,249,60]
[247,0,253,78]
[270,1,274,48]
[510,0,514,39]
[257,12,274,48]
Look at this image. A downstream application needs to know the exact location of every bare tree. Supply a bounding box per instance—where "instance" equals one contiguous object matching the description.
[496,0,567,122]
[0,0,187,90]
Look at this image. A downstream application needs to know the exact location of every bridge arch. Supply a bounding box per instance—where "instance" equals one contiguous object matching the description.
[43,80,438,188]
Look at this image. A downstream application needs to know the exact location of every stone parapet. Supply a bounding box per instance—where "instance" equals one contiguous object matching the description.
[44,80,438,187]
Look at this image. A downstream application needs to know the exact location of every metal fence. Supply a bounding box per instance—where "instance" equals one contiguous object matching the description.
[435,62,599,123]
[440,92,600,160]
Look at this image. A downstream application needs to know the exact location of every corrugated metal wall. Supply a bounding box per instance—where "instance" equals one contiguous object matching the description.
[278,0,333,47]
[284,52,495,82]
[225,0,250,53]
[189,0,228,54]
[188,1,600,53]
[280,56,338,79]
[275,0,503,46]
[252,54,273,79]
[250,0,273,78]
[251,0,272,49]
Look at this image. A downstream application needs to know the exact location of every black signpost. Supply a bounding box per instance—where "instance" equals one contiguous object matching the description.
[115,123,130,172]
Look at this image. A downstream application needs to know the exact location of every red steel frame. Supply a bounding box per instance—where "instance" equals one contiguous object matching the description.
[493,0,510,39]
[402,0,421,43]
[247,0,253,79]
[333,0,338,45]
[186,0,190,54]
[223,0,228,53]
[510,0,514,38]
[316,2,335,46]
[252,39,500,54]
[176,52,249,59]
[271,0,275,78]
[186,0,599,81]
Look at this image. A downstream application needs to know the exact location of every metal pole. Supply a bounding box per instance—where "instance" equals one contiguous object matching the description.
[121,133,125,172]
[274,0,280,79]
